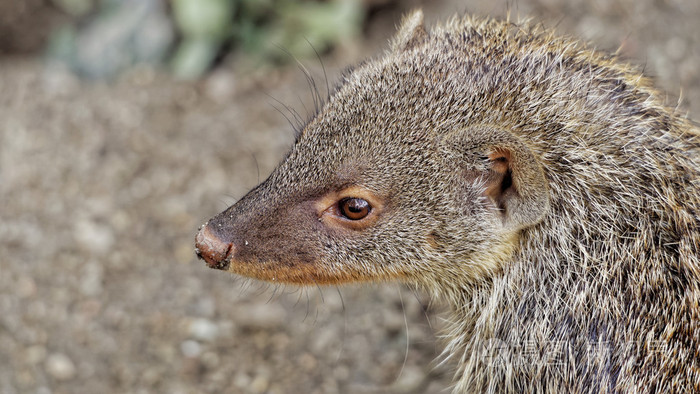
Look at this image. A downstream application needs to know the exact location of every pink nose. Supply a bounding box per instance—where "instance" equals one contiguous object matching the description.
[195,225,233,270]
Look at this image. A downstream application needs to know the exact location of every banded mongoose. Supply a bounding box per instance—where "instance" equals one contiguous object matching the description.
[195,10,700,392]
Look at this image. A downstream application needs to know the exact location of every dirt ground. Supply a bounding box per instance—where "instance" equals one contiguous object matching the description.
[1,0,699,393]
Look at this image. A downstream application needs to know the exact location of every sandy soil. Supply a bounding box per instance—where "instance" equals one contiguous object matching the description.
[1,0,699,393]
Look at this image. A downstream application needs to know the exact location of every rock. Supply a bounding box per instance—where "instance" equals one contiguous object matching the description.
[80,261,104,296]
[236,304,285,329]
[45,353,76,381]
[180,340,201,358]
[203,70,237,103]
[25,345,47,365]
[188,318,219,342]
[73,218,115,255]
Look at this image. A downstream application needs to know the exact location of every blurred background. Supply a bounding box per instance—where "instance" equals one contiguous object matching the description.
[1,0,699,393]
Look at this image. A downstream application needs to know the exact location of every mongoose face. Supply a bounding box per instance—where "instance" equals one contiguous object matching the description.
[195,11,549,289]
[195,94,531,287]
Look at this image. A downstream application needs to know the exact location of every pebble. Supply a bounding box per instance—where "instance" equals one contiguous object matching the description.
[193,297,216,317]
[298,352,317,372]
[188,318,219,342]
[80,262,104,296]
[200,351,220,369]
[25,345,47,365]
[392,365,426,392]
[310,326,337,353]
[180,340,201,358]
[16,276,37,298]
[233,371,251,388]
[73,218,115,255]
[45,353,76,381]
[250,374,270,393]
[203,70,237,103]
[236,304,285,329]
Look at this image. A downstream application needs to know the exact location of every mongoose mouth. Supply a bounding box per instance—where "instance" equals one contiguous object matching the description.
[195,221,383,285]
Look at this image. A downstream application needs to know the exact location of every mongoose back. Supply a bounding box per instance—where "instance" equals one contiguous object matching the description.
[195,10,700,393]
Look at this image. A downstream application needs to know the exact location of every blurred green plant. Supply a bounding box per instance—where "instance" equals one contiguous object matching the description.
[233,0,363,61]
[170,0,236,79]
[47,0,365,80]
[52,0,94,17]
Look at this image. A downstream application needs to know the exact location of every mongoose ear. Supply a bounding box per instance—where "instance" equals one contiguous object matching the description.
[390,9,428,52]
[442,126,550,230]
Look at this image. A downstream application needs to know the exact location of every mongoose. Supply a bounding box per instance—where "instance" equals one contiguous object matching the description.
[195,10,700,393]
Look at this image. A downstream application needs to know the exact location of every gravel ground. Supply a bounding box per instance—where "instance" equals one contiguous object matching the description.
[1,1,699,393]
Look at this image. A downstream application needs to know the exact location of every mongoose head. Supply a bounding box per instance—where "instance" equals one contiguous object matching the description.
[195,10,550,292]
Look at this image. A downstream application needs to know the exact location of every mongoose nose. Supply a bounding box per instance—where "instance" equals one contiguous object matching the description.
[195,225,233,270]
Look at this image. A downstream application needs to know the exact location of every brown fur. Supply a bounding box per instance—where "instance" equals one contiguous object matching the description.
[196,10,700,392]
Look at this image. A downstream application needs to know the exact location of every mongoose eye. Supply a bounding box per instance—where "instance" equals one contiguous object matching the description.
[338,197,371,220]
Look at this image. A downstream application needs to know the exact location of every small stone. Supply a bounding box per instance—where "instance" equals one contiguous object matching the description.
[74,218,115,255]
[25,345,47,365]
[80,261,104,296]
[194,297,216,317]
[298,352,317,372]
[236,304,285,329]
[250,374,269,393]
[393,365,426,391]
[233,372,251,388]
[204,70,237,103]
[16,276,37,298]
[45,353,76,381]
[176,242,195,265]
[200,351,220,369]
[141,367,162,386]
[310,327,336,353]
[188,318,219,342]
[180,340,201,358]
[333,365,350,381]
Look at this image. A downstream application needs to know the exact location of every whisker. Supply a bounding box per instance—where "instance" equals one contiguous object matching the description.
[296,93,311,121]
[253,281,269,297]
[305,37,330,101]
[274,44,323,115]
[303,287,311,323]
[395,285,410,383]
[334,286,347,364]
[266,284,279,304]
[336,287,346,313]
[314,281,325,304]
[294,287,305,307]
[411,287,434,330]
[266,95,304,132]
[219,194,240,209]
[251,152,260,184]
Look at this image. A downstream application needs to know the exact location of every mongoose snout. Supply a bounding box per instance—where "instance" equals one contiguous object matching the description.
[194,224,232,270]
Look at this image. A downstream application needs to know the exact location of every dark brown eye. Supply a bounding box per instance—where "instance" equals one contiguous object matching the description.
[338,197,371,220]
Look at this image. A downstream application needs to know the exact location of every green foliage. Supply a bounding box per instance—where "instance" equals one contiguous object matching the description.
[233,0,364,62]
[49,0,366,80]
[172,0,364,77]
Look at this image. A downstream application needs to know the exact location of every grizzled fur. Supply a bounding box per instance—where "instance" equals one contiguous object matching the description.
[197,10,700,393]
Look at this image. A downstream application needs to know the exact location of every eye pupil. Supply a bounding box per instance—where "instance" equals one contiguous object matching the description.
[348,203,363,213]
[339,198,371,220]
